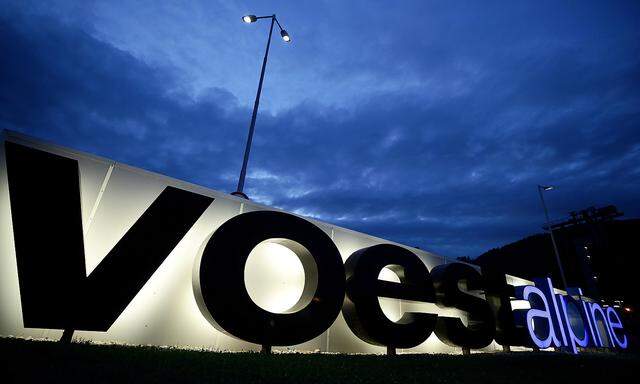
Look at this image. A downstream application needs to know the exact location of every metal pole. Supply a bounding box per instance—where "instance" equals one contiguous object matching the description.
[538,186,568,289]
[235,15,276,196]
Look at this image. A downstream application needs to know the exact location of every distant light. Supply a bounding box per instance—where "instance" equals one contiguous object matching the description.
[243,15,257,23]
[624,307,632,313]
[593,275,598,280]
[280,30,291,42]
[541,185,555,191]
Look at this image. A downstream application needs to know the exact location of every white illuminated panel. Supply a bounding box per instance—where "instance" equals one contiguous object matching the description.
[0,131,536,354]
[245,242,307,314]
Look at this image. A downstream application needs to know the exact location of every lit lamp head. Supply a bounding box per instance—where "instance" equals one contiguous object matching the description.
[540,185,555,191]
[242,15,257,23]
[280,30,291,42]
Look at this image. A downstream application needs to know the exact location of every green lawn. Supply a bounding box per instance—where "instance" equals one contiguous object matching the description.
[2,337,637,383]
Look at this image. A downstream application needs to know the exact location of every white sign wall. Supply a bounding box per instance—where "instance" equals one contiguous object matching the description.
[0,131,533,354]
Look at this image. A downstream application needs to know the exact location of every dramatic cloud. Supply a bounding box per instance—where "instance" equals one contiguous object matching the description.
[1,1,639,257]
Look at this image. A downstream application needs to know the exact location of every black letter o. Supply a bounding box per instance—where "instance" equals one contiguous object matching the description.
[195,211,345,346]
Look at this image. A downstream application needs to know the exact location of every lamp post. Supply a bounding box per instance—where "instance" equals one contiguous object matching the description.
[537,185,568,289]
[232,14,291,199]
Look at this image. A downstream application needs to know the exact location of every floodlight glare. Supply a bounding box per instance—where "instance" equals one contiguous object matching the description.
[280,30,291,42]
[243,15,257,23]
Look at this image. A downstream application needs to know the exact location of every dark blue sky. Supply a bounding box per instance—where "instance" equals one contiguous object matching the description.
[2,1,639,258]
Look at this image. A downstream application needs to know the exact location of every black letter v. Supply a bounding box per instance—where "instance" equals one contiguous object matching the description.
[5,142,213,331]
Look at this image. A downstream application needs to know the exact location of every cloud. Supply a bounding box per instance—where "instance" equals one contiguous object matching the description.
[0,9,248,191]
[1,2,639,258]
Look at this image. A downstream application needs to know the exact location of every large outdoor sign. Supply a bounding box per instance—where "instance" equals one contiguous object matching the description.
[0,131,628,354]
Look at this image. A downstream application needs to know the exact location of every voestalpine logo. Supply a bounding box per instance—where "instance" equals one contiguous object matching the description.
[0,137,629,354]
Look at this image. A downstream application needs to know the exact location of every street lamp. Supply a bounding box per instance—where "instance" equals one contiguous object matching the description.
[232,14,291,199]
[537,185,568,289]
